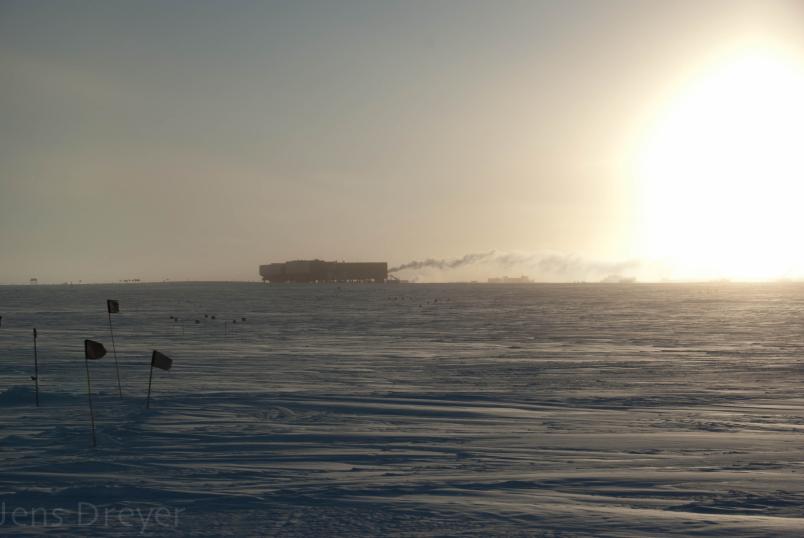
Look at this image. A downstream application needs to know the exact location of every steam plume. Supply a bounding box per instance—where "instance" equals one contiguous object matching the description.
[389,251,495,273]
[390,250,640,280]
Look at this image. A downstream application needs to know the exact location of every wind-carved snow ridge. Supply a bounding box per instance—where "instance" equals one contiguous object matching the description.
[1,282,804,536]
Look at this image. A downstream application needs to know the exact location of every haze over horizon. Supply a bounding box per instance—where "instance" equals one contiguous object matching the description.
[4,1,804,284]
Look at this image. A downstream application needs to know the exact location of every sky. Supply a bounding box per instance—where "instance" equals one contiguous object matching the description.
[3,0,804,283]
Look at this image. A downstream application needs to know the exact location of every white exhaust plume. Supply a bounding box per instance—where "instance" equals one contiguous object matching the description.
[390,251,640,281]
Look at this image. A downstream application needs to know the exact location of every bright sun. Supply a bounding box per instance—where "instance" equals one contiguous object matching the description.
[635,44,804,281]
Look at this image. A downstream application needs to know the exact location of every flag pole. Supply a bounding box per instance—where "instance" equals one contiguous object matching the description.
[146,361,154,409]
[146,351,173,408]
[33,328,39,407]
[108,311,122,398]
[85,357,97,447]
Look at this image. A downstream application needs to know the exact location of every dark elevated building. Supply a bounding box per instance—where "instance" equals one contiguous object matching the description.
[260,260,388,283]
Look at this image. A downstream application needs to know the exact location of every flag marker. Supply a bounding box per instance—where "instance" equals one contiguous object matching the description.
[106,300,123,398]
[146,350,173,409]
[84,339,107,447]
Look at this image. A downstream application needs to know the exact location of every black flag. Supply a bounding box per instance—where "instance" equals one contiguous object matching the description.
[82,340,104,447]
[84,340,107,360]
[147,350,173,409]
[107,300,120,314]
[151,350,173,371]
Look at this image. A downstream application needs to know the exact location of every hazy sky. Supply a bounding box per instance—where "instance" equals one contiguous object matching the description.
[3,1,803,283]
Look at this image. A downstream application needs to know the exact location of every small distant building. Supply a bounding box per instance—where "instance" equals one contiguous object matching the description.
[488,275,532,283]
[601,275,636,284]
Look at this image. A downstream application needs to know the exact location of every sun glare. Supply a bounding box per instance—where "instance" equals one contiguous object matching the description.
[635,44,804,281]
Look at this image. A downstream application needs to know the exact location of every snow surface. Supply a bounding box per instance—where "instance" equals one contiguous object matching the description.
[2,282,804,536]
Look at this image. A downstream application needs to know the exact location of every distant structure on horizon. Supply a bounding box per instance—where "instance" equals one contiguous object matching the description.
[601,275,637,284]
[260,260,389,283]
[488,275,532,284]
